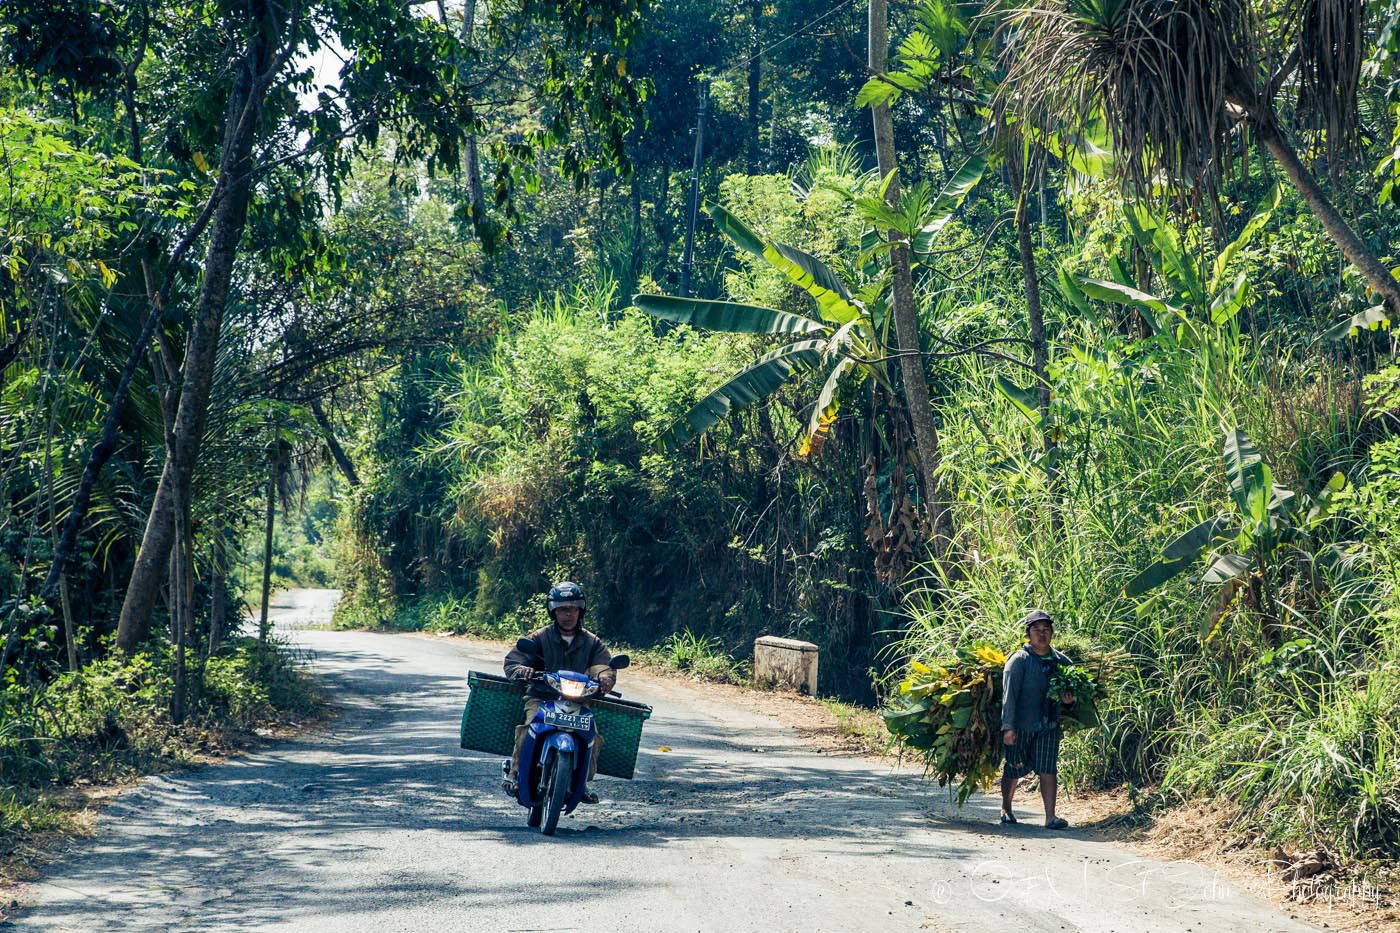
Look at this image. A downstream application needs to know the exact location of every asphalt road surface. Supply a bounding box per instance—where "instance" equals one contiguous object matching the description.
[10,589,1320,932]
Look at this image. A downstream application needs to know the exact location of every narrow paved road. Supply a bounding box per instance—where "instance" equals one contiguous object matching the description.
[11,590,1319,932]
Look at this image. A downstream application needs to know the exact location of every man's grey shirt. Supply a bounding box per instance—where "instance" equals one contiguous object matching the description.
[1001,645,1073,735]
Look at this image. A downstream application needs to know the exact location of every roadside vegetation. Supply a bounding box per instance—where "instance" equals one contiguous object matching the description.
[0,640,318,878]
[5,0,1400,913]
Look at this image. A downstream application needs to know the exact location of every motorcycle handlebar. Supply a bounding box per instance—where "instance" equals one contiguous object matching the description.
[520,671,618,698]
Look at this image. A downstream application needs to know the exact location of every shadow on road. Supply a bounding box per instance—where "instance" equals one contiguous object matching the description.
[12,632,1090,931]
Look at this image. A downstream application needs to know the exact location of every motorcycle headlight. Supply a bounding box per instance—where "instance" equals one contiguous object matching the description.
[558,678,586,700]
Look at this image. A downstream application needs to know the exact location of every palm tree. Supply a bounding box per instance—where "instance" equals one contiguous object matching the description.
[997,0,1400,320]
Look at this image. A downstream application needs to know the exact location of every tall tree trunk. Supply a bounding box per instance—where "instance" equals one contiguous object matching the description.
[629,173,644,283]
[1008,149,1059,532]
[1252,111,1400,318]
[259,459,277,649]
[868,0,954,560]
[453,0,487,226]
[40,200,221,608]
[653,166,672,271]
[169,505,188,724]
[680,80,708,298]
[115,32,272,654]
[747,0,762,173]
[40,308,80,672]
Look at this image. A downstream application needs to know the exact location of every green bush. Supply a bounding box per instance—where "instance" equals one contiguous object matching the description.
[1162,662,1400,858]
[896,250,1400,856]
[0,641,317,790]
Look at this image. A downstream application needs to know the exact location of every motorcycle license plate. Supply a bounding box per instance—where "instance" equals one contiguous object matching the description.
[542,709,592,731]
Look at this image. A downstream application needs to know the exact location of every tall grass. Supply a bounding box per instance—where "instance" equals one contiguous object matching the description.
[899,308,1400,858]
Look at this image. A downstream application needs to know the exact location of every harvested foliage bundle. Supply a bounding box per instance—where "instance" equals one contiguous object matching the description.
[883,643,1109,803]
[883,643,1008,804]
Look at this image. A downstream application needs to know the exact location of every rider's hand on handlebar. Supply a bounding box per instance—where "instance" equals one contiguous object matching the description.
[515,667,536,681]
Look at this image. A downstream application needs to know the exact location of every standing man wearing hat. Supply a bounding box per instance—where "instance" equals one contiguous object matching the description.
[1000,609,1076,828]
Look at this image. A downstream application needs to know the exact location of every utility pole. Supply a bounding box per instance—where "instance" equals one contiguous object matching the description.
[680,78,709,298]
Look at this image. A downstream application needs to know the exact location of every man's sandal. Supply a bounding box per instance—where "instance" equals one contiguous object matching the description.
[1045,817,1069,829]
[999,813,1017,825]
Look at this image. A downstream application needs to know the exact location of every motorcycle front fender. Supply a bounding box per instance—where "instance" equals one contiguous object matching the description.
[542,732,591,815]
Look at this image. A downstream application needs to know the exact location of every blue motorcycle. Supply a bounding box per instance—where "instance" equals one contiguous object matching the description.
[510,639,630,835]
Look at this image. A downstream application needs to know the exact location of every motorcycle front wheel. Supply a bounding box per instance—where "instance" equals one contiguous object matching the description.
[541,747,575,836]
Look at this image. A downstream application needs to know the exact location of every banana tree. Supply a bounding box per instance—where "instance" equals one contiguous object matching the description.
[634,156,986,454]
[1061,185,1281,345]
[1124,428,1347,643]
[993,187,1282,463]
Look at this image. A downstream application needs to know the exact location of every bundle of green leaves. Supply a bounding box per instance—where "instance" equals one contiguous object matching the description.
[885,644,1112,803]
[1049,664,1104,731]
[883,643,1010,804]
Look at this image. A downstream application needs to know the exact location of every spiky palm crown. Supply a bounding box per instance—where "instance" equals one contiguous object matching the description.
[997,0,1363,205]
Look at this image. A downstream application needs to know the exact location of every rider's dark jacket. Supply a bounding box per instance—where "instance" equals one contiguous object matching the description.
[504,624,612,697]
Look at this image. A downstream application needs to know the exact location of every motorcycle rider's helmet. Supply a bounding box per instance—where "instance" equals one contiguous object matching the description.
[546,581,586,620]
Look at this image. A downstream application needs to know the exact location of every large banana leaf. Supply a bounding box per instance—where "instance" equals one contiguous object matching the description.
[1323,304,1390,342]
[1223,429,1266,515]
[1201,552,1251,585]
[1074,276,1180,324]
[1124,554,1198,597]
[1208,272,1250,326]
[912,155,986,253]
[992,375,1041,425]
[704,201,766,256]
[1123,206,1206,307]
[707,202,863,325]
[1125,514,1237,596]
[799,356,858,458]
[662,340,827,450]
[765,241,862,325]
[1211,183,1281,290]
[1056,268,1104,331]
[1161,514,1236,560]
[633,294,825,335]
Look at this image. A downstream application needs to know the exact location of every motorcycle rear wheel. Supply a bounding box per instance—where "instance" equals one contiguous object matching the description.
[541,748,574,836]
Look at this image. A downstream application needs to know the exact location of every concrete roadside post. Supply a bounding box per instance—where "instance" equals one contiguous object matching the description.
[753,636,819,695]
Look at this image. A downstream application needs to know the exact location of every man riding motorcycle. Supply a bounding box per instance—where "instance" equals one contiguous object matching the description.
[502,581,617,803]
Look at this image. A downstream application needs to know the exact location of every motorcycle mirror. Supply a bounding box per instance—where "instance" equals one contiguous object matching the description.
[610,654,630,670]
[515,637,535,654]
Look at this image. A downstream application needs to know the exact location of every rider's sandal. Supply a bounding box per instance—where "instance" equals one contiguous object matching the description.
[501,777,518,796]
[580,787,600,805]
